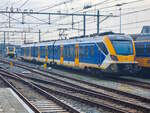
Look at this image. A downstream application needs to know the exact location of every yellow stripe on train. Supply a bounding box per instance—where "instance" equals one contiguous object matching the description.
[104,36,116,55]
[136,57,150,67]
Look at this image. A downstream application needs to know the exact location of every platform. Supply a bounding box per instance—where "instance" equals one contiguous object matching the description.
[0,88,34,113]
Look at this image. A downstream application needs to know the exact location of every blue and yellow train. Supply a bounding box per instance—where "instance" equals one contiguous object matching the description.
[21,33,138,73]
[6,46,16,58]
[134,34,150,69]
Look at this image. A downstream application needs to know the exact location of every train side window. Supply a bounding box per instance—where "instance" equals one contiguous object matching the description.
[57,47,60,58]
[41,46,45,57]
[26,47,28,56]
[56,46,58,57]
[146,43,150,55]
[135,43,145,55]
[79,46,84,58]
[64,46,67,58]
[70,46,72,58]
[35,47,38,57]
[97,42,108,55]
[90,46,95,57]
[85,46,89,57]
[48,46,51,57]
[70,46,74,58]
[66,46,68,58]
[68,46,70,58]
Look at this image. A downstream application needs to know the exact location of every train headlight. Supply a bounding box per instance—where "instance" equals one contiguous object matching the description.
[110,55,118,61]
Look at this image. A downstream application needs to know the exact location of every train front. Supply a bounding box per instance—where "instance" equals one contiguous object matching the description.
[103,35,138,73]
[6,46,16,58]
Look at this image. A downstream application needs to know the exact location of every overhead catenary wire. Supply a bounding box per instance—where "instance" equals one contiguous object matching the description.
[102,18,150,29]
[0,0,149,43]
[13,0,120,36]
[49,0,144,31]
[38,0,73,12]
[19,0,30,9]
[0,1,10,9]
[80,0,144,13]
[122,7,150,16]
[34,0,115,27]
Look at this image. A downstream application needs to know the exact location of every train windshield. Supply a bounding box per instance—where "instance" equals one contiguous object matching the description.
[111,40,133,55]
[8,47,14,51]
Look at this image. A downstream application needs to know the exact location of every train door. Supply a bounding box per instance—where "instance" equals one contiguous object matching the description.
[60,45,63,64]
[75,44,79,66]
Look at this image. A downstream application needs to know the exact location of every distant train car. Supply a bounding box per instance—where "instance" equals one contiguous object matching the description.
[21,33,138,73]
[6,46,16,58]
[134,34,150,69]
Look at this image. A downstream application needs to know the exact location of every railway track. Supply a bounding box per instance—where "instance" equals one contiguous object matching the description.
[0,69,130,113]
[0,74,41,113]
[104,76,150,89]
[1,59,150,112]
[9,60,150,95]
[0,70,80,113]
[1,65,150,112]
[4,58,150,90]
[0,75,8,88]
[1,58,150,90]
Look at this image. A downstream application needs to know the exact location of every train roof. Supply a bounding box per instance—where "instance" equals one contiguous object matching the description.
[21,34,132,47]
[131,34,150,41]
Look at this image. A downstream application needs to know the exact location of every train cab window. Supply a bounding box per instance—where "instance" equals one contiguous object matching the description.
[111,40,133,55]
[97,42,108,55]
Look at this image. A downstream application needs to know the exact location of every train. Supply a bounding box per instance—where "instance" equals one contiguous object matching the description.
[134,34,150,69]
[20,33,138,74]
[6,46,16,58]
[130,26,150,70]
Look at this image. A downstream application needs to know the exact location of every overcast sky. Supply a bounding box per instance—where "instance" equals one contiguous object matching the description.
[0,0,150,44]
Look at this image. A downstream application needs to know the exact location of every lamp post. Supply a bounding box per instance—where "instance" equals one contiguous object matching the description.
[116,3,126,33]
